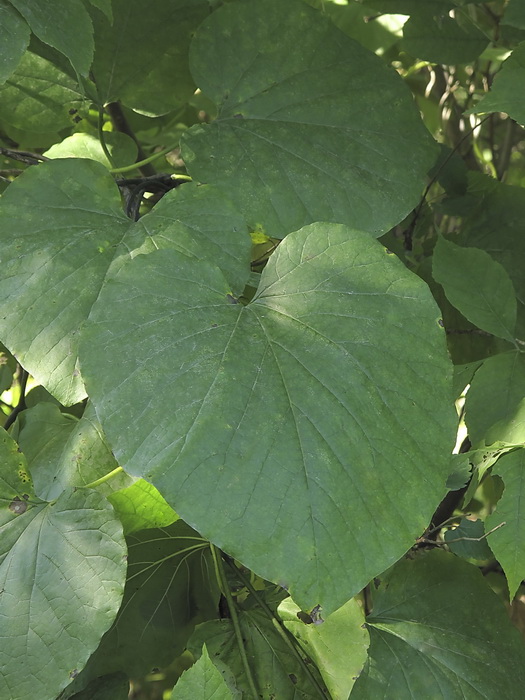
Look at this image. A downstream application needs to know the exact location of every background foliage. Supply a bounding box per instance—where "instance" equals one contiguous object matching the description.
[1,0,525,698]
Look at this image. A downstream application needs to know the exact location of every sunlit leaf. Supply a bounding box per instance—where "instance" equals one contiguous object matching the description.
[171,646,234,700]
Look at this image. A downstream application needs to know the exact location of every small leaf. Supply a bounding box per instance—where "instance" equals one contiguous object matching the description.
[465,350,525,445]
[443,517,493,561]
[433,235,517,343]
[468,42,525,126]
[107,479,178,534]
[486,448,525,599]
[44,132,138,170]
[170,645,234,700]
[352,550,525,698]
[0,428,127,700]
[403,11,488,64]
[278,597,369,699]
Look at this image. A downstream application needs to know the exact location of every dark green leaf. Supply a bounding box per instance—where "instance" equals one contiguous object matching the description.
[0,0,30,85]
[502,0,525,29]
[90,0,209,115]
[443,517,493,561]
[445,453,471,490]
[465,351,525,445]
[182,0,438,238]
[486,448,525,599]
[403,11,488,64]
[0,428,126,700]
[351,550,525,699]
[432,236,517,343]
[469,42,525,126]
[8,0,94,76]
[171,646,234,700]
[81,222,456,614]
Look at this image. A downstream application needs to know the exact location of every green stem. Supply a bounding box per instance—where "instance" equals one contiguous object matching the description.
[227,559,328,698]
[211,546,259,699]
[110,144,191,175]
[83,466,123,490]
[98,108,117,168]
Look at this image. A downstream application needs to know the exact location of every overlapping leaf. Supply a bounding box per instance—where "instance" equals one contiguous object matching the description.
[351,550,525,698]
[486,449,525,599]
[182,0,438,238]
[0,160,250,405]
[0,428,127,700]
[171,646,233,700]
[80,222,456,614]
[432,236,517,343]
[90,0,209,115]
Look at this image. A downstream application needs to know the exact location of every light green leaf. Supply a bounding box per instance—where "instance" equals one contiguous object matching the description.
[486,449,525,599]
[469,42,525,125]
[182,0,438,238]
[44,132,138,170]
[278,597,369,699]
[188,610,325,698]
[171,646,234,700]
[0,0,29,85]
[0,428,126,700]
[126,183,251,296]
[71,522,218,683]
[443,517,493,561]
[465,351,525,445]
[80,222,456,614]
[351,549,525,698]
[432,236,517,343]
[0,50,87,132]
[16,402,131,501]
[91,0,209,115]
[107,479,179,534]
[7,0,94,77]
[403,11,488,64]
[0,159,130,404]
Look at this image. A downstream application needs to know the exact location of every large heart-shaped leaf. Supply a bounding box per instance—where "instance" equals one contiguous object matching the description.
[80,222,456,614]
[0,428,127,700]
[0,159,250,405]
[181,0,438,238]
[351,549,525,698]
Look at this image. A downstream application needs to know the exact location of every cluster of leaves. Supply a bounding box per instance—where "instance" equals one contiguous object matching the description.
[1,0,525,698]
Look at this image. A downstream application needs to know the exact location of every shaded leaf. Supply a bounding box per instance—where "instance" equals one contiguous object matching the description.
[445,453,471,491]
[188,610,325,699]
[80,222,456,614]
[503,0,525,30]
[486,449,525,599]
[171,645,234,700]
[0,428,126,700]
[470,42,525,126]
[65,673,129,700]
[403,11,488,64]
[0,50,87,132]
[8,0,94,76]
[182,0,438,238]
[72,522,218,683]
[351,549,525,699]
[465,351,525,445]
[278,597,369,699]
[0,0,30,85]
[90,0,209,115]
[443,517,493,561]
[432,236,517,343]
